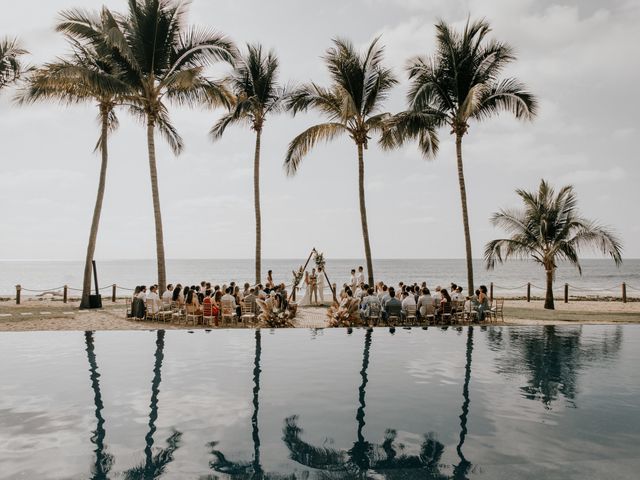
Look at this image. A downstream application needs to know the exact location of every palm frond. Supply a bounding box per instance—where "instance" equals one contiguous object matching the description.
[284,122,347,176]
[473,78,537,121]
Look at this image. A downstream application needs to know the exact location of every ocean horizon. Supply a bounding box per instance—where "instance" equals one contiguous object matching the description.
[1,258,638,298]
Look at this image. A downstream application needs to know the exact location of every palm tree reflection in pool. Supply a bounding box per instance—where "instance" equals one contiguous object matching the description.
[283,329,449,478]
[84,331,114,479]
[123,330,182,479]
[208,329,270,479]
[489,325,623,408]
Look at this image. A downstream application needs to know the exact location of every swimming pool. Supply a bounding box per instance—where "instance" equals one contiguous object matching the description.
[1,325,638,479]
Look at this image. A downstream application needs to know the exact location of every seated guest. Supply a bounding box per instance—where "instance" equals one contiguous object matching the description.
[205,282,212,297]
[243,288,258,312]
[417,288,432,318]
[401,290,416,314]
[147,285,161,315]
[162,284,173,305]
[360,287,378,315]
[383,287,401,322]
[202,294,219,324]
[452,286,464,301]
[185,289,202,315]
[182,285,190,305]
[196,285,204,303]
[221,287,237,314]
[432,286,442,306]
[171,283,182,305]
[437,288,451,316]
[379,285,390,306]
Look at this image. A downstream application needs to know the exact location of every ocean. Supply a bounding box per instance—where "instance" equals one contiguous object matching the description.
[1,258,638,298]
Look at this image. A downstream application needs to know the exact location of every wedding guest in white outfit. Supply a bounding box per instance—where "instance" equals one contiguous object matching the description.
[317,267,326,303]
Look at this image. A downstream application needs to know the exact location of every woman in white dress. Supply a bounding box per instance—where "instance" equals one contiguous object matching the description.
[298,271,312,306]
[317,267,325,304]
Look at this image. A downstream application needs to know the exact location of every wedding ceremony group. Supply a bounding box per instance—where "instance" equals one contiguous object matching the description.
[0,0,628,321]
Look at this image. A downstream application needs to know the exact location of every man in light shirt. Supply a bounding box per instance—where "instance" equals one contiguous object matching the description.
[349,269,357,291]
[432,286,442,306]
[147,285,161,314]
[162,284,173,305]
[452,286,464,301]
[355,266,365,285]
[401,291,416,315]
[221,287,237,308]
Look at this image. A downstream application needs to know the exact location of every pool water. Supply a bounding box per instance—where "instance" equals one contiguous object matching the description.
[0,326,638,479]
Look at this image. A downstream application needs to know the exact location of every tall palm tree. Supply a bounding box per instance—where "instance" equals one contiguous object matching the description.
[285,38,399,286]
[397,18,538,293]
[210,44,288,285]
[0,37,28,92]
[485,179,622,309]
[59,0,236,294]
[21,8,130,309]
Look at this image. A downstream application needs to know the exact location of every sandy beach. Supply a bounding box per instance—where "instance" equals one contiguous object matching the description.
[1,298,638,332]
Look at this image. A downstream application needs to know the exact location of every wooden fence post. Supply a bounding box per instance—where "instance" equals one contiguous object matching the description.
[15,285,21,305]
[622,283,627,303]
[112,284,117,303]
[63,285,68,304]
[526,283,531,302]
[564,283,569,303]
[490,282,494,302]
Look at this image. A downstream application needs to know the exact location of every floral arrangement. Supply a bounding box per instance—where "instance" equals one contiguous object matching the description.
[314,252,326,271]
[327,297,364,328]
[291,266,304,287]
[256,298,296,328]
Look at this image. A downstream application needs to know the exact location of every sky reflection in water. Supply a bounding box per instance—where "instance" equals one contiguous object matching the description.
[0,325,639,479]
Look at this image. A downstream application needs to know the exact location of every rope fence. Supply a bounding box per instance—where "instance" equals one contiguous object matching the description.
[6,281,640,305]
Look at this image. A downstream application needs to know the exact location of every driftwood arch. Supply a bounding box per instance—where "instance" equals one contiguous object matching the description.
[289,248,337,303]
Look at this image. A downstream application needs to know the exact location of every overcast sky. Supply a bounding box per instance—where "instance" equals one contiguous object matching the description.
[0,0,638,261]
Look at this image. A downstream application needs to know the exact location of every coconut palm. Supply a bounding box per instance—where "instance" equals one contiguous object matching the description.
[285,38,399,286]
[0,37,28,92]
[485,179,622,309]
[395,18,537,293]
[210,44,288,284]
[58,0,236,293]
[20,8,130,309]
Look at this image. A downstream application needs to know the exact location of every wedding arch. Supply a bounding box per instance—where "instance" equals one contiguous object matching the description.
[289,248,337,303]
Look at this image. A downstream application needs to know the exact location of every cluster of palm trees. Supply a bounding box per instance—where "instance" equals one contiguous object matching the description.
[3,0,620,311]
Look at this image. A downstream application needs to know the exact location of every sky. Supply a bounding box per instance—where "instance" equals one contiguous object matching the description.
[0,0,638,261]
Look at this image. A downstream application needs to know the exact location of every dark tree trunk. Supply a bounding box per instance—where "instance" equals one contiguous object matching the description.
[544,269,555,310]
[455,133,474,294]
[357,143,374,286]
[254,128,262,285]
[147,117,167,295]
[80,108,109,309]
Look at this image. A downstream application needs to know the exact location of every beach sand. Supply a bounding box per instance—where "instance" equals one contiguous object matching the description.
[0,297,638,332]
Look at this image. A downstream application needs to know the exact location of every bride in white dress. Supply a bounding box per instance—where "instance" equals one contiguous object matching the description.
[297,271,312,306]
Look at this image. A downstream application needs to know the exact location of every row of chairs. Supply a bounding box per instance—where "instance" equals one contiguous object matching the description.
[126,298,259,327]
[364,298,505,326]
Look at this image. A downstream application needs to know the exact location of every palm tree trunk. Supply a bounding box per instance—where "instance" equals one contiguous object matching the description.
[453,326,473,477]
[80,108,109,309]
[251,330,263,478]
[544,268,555,310]
[147,116,167,295]
[253,129,262,285]
[357,143,374,286]
[145,330,165,469]
[455,133,474,294]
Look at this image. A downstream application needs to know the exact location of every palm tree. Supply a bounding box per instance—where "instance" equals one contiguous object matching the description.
[485,179,622,309]
[210,44,288,285]
[21,8,129,309]
[397,18,538,293]
[0,37,28,92]
[59,0,236,293]
[285,38,399,286]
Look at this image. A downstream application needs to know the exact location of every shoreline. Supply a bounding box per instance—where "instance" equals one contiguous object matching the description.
[0,299,638,332]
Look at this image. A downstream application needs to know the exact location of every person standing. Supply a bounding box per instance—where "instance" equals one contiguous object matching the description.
[350,269,357,291]
[309,268,318,305]
[266,270,274,289]
[317,267,326,304]
[355,266,365,286]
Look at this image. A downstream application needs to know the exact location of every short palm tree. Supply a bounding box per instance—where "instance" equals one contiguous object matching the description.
[21,8,129,309]
[210,44,288,285]
[59,0,237,293]
[285,37,399,286]
[485,179,622,309]
[398,18,538,293]
[0,37,28,92]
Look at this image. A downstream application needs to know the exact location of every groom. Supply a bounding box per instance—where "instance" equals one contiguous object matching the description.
[309,268,319,305]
